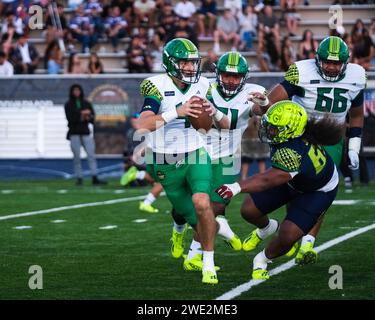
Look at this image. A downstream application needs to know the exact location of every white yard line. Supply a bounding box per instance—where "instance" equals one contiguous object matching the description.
[216,223,375,300]
[0,193,165,221]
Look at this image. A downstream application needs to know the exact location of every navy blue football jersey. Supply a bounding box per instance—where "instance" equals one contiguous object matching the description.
[270,138,335,192]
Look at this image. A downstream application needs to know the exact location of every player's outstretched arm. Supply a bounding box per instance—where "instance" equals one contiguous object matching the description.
[216,167,292,200]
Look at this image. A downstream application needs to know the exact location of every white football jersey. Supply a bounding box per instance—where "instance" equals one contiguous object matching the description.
[206,82,266,160]
[285,59,367,124]
[140,74,211,154]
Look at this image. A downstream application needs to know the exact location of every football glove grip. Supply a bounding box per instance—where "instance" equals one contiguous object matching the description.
[215,182,241,200]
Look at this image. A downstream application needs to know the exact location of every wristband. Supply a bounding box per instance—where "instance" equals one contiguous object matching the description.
[348,127,362,138]
[161,109,178,123]
[213,109,224,122]
[348,137,361,155]
[228,182,242,196]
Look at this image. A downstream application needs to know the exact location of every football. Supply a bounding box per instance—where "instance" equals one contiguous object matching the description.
[188,98,213,132]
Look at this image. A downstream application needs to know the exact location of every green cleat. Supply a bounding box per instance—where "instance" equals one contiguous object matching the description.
[242,229,262,251]
[202,270,218,285]
[285,241,299,257]
[170,225,188,259]
[183,254,220,272]
[139,201,159,213]
[252,268,270,280]
[120,166,138,186]
[295,242,318,265]
[224,234,242,251]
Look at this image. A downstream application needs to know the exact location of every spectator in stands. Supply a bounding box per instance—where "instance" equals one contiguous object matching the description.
[10,33,40,74]
[84,0,103,13]
[44,40,64,74]
[105,6,128,52]
[352,29,374,70]
[64,84,107,186]
[238,5,258,51]
[156,2,177,41]
[111,0,135,24]
[280,0,299,37]
[196,0,216,39]
[69,5,98,53]
[257,5,281,55]
[0,1,18,16]
[1,10,23,37]
[201,48,218,73]
[127,35,152,73]
[297,29,318,60]
[133,0,156,28]
[68,52,84,74]
[351,19,374,70]
[280,35,296,71]
[166,16,198,48]
[0,27,15,57]
[174,0,196,21]
[87,52,104,74]
[223,0,242,17]
[0,50,14,76]
[88,4,105,40]
[257,27,280,71]
[45,2,68,45]
[213,8,241,54]
[149,33,164,72]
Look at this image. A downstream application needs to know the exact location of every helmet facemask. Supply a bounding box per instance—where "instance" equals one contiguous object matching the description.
[217,71,248,97]
[315,56,348,82]
[164,52,201,84]
[259,115,289,144]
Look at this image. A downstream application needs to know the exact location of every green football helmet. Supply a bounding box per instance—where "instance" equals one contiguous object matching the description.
[315,36,350,82]
[259,101,308,144]
[215,52,249,97]
[162,38,201,84]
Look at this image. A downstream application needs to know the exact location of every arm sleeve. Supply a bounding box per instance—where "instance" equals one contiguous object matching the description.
[140,97,161,114]
[280,80,304,99]
[351,89,364,108]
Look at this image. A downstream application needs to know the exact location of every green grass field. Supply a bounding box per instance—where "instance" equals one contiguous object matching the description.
[0,179,374,300]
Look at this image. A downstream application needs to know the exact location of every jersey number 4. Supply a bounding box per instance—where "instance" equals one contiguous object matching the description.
[315,88,349,113]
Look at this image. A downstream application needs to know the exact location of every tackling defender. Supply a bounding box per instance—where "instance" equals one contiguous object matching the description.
[132,38,230,284]
[216,101,344,279]
[249,36,366,264]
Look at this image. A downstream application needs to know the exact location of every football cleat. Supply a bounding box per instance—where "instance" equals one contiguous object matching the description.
[242,229,262,251]
[295,242,318,265]
[170,225,188,258]
[202,270,218,285]
[183,254,220,272]
[285,241,299,257]
[120,166,138,186]
[139,201,159,213]
[252,268,270,280]
[224,234,242,251]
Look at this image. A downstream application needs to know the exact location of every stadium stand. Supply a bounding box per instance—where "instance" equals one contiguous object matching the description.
[0,0,374,74]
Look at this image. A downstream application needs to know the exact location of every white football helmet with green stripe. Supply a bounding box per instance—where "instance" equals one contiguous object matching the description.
[162,38,201,84]
[315,36,350,82]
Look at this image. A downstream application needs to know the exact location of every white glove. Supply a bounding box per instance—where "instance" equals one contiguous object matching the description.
[348,150,359,170]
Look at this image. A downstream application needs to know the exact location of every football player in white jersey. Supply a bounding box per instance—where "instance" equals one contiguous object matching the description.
[132,38,231,284]
[182,52,272,269]
[248,36,366,265]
